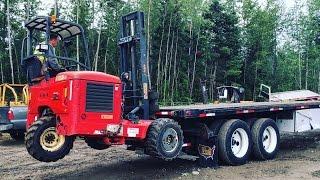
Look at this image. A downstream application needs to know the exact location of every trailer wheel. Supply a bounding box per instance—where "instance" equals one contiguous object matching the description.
[25,116,75,162]
[85,138,110,150]
[10,131,25,141]
[210,119,226,135]
[145,118,183,160]
[251,118,279,160]
[218,119,252,165]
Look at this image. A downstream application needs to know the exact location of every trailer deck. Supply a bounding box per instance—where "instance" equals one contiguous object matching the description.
[158,101,320,118]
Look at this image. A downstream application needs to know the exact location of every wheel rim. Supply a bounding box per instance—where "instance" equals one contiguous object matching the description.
[231,128,249,158]
[162,128,179,153]
[40,127,65,152]
[262,126,277,153]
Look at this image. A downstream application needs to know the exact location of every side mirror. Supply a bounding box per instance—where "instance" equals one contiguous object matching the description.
[35,44,49,52]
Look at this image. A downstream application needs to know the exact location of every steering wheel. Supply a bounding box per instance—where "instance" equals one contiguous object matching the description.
[47,55,90,71]
[64,64,78,71]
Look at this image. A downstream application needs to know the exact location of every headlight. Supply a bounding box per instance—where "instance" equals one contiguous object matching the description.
[55,74,67,82]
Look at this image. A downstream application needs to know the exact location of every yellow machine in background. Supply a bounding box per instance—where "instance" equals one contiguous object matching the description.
[0,84,29,140]
[0,84,29,107]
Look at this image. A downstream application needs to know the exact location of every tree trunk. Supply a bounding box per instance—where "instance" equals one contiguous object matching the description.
[0,60,3,83]
[162,13,172,103]
[175,67,180,101]
[94,22,102,71]
[146,0,152,88]
[243,58,246,85]
[305,51,308,90]
[190,31,200,99]
[76,0,80,70]
[253,63,258,100]
[298,52,302,89]
[156,3,167,94]
[25,0,30,21]
[187,21,193,96]
[209,67,213,101]
[167,30,175,103]
[104,37,110,73]
[213,61,218,100]
[171,29,179,104]
[13,42,21,83]
[6,0,14,84]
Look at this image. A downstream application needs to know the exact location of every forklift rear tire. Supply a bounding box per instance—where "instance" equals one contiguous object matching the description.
[145,118,183,160]
[218,119,252,165]
[25,116,75,162]
[85,138,110,150]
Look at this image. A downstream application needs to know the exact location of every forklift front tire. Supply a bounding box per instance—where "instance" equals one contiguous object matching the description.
[25,116,75,162]
[145,118,183,160]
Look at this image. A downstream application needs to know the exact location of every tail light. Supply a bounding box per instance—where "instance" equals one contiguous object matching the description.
[7,108,14,121]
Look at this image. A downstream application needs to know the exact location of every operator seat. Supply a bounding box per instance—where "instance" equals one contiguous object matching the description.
[24,56,44,84]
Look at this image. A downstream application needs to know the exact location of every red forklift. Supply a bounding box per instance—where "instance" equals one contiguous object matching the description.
[22,12,320,167]
[22,12,193,164]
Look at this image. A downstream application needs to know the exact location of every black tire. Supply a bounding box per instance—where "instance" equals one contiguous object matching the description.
[10,131,25,141]
[145,118,184,160]
[218,119,252,165]
[246,118,258,129]
[210,119,226,135]
[25,116,75,162]
[251,118,279,160]
[85,138,110,150]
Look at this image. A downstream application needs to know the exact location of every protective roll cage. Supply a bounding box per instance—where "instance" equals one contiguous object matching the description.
[20,16,91,84]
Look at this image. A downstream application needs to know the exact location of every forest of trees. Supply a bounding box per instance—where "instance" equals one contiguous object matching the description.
[0,0,320,105]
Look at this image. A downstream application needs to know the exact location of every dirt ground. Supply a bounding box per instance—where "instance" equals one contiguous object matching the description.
[1,131,320,180]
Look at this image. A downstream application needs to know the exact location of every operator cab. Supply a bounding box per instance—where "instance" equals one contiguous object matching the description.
[21,16,91,85]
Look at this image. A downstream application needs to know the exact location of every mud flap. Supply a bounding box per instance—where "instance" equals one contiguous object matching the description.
[197,136,218,168]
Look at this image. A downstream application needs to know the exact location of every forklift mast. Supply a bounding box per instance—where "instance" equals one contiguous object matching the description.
[119,11,158,120]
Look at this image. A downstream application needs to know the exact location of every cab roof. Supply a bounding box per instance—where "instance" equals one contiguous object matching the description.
[25,16,84,40]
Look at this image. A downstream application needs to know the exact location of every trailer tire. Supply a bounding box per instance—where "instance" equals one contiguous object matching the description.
[210,119,226,135]
[145,118,183,160]
[85,138,110,150]
[252,118,279,160]
[10,131,25,141]
[25,116,75,162]
[218,119,252,165]
[246,118,258,129]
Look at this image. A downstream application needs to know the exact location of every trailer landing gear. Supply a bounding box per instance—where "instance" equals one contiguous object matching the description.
[25,116,75,162]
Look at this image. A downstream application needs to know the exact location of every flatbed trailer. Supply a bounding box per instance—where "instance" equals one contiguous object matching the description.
[154,100,320,166]
[158,101,320,119]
